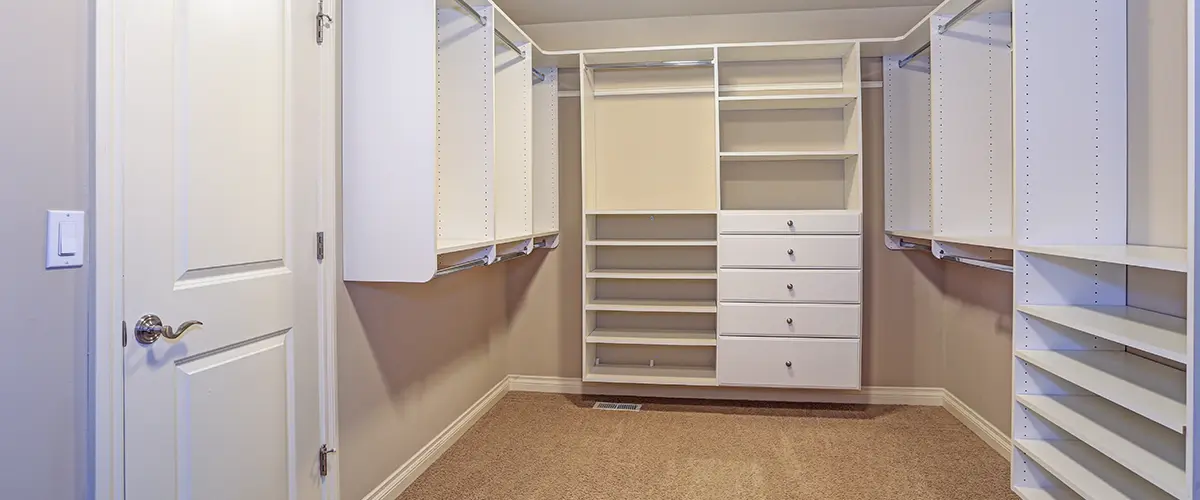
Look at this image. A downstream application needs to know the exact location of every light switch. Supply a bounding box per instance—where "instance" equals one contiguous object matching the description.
[46,210,85,269]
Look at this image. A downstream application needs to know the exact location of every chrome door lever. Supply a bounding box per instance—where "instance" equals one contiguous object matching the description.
[134,314,204,345]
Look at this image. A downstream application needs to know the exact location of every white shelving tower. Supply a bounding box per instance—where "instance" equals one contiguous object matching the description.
[343,0,560,283]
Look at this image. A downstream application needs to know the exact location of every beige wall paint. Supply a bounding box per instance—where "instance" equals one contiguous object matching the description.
[522,7,932,51]
[940,267,1013,435]
[0,1,90,498]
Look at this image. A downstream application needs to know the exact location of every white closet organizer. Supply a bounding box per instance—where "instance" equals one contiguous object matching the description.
[881,1,1193,499]
[343,0,560,283]
[579,44,864,389]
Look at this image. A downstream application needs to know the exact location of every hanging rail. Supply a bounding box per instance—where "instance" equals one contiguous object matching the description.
[898,42,930,68]
[588,60,714,71]
[492,249,531,264]
[937,0,986,34]
[495,30,525,58]
[532,68,546,84]
[897,240,1013,273]
[434,257,490,278]
[452,0,485,26]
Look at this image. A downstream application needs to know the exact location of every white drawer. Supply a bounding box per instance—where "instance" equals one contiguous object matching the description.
[719,235,861,268]
[720,211,861,235]
[718,337,861,389]
[719,303,861,338]
[719,269,861,303]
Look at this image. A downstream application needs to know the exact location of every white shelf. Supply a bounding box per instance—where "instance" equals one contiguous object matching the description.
[436,238,494,255]
[593,86,714,97]
[1013,440,1174,500]
[935,233,1015,250]
[1015,350,1186,433]
[586,210,718,216]
[886,229,934,240]
[586,364,717,386]
[586,239,717,247]
[720,151,859,162]
[1019,245,1187,273]
[587,269,717,280]
[586,329,717,347]
[1013,487,1081,500]
[718,94,857,111]
[1017,395,1185,498]
[1017,306,1187,364]
[718,83,844,94]
[585,299,718,314]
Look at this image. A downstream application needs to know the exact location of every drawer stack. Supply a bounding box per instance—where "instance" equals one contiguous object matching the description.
[716,211,863,389]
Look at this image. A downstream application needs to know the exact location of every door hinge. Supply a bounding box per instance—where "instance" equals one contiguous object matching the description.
[316,232,325,262]
[319,444,336,477]
[316,0,333,46]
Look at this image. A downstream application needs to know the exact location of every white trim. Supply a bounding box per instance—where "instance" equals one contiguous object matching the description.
[942,389,1011,461]
[317,0,341,497]
[361,377,513,500]
[508,375,945,406]
[91,0,124,496]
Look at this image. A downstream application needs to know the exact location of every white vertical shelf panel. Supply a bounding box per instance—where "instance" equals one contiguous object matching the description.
[532,67,560,234]
[436,5,494,247]
[883,54,932,232]
[494,43,533,240]
[1015,0,1127,246]
[342,0,437,282]
[931,12,1013,238]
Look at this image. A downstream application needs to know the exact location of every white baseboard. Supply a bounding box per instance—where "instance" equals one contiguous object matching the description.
[942,389,1011,461]
[361,376,511,500]
[508,375,944,406]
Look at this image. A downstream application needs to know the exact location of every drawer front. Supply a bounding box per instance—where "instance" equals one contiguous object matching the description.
[719,269,861,303]
[718,337,861,389]
[720,235,861,268]
[719,303,861,338]
[721,212,861,235]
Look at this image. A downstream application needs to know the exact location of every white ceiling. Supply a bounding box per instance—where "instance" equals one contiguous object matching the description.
[494,0,942,25]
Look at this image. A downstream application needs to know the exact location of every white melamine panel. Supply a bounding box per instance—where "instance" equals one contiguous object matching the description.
[717,337,860,389]
[1021,245,1188,273]
[436,6,494,247]
[1017,305,1187,364]
[494,43,533,240]
[1015,0,1127,245]
[1013,440,1174,500]
[883,54,932,232]
[720,210,861,234]
[532,67,560,234]
[343,0,437,281]
[718,269,861,303]
[718,235,862,269]
[931,12,1013,238]
[1016,253,1127,307]
[718,303,861,338]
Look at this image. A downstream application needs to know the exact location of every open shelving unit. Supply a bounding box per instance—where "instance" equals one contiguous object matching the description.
[343,0,560,282]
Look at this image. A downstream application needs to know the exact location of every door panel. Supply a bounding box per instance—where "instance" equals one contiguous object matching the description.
[122,0,322,498]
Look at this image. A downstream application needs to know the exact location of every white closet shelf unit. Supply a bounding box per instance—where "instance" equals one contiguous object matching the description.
[343,0,561,282]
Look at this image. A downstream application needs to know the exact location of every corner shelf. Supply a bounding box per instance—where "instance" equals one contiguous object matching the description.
[586,329,717,347]
[718,94,857,111]
[1017,306,1186,364]
[1018,245,1187,273]
[1015,350,1186,433]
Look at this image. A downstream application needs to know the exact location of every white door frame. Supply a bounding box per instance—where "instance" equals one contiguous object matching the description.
[89,1,341,498]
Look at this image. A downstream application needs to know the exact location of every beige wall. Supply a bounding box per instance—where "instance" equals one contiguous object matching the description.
[521,7,932,52]
[0,1,91,498]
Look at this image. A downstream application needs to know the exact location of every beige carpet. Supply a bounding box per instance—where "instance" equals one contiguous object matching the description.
[400,392,1016,500]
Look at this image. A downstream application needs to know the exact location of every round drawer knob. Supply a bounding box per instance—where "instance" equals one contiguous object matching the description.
[786,318,793,325]
[786,220,795,227]
[787,249,795,255]
[785,361,793,368]
[787,284,794,290]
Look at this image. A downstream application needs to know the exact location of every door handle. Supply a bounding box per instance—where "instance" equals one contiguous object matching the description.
[134,314,204,345]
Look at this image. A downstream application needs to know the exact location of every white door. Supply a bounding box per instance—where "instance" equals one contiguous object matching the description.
[121,0,325,499]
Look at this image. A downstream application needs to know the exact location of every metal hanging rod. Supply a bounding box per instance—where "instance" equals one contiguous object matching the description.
[938,0,986,34]
[532,68,546,84]
[898,240,932,252]
[588,60,714,71]
[433,257,489,278]
[945,256,1014,274]
[492,250,530,265]
[898,42,931,69]
[495,30,525,58]
[452,0,485,26]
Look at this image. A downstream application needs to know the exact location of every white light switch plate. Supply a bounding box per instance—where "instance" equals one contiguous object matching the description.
[46,210,85,269]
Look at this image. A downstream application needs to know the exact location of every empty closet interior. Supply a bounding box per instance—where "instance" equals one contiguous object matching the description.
[343,0,1199,498]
